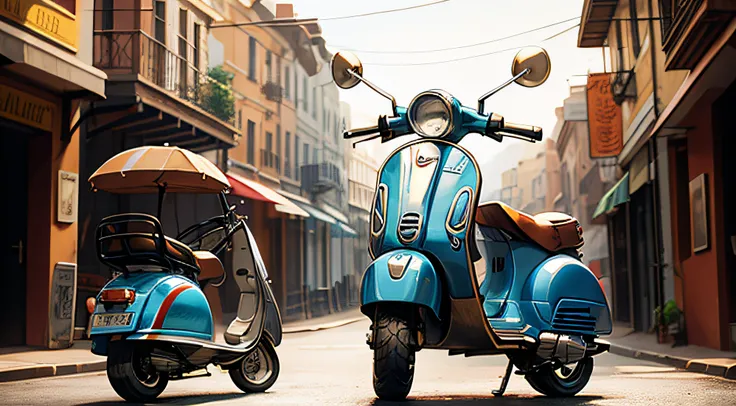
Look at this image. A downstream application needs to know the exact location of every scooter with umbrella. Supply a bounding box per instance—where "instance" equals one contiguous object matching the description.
[87,146,282,402]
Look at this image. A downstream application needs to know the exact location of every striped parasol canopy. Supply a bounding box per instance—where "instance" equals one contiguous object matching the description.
[89,146,231,194]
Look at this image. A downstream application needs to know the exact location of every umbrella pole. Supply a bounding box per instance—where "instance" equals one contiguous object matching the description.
[157,185,166,220]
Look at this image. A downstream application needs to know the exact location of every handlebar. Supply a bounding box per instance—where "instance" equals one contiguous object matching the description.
[344,125,380,139]
[501,122,543,141]
[342,107,542,145]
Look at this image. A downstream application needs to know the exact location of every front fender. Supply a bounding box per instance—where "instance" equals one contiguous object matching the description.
[361,250,441,319]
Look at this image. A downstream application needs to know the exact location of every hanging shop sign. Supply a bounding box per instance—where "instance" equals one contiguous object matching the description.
[587,73,623,158]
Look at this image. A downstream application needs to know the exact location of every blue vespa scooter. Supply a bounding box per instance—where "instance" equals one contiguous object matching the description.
[87,146,282,402]
[331,48,612,400]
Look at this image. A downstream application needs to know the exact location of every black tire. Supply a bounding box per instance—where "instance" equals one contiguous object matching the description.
[107,342,169,402]
[372,312,416,401]
[525,357,594,397]
[229,340,280,393]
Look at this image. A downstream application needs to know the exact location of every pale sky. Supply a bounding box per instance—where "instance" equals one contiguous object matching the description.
[277,0,604,190]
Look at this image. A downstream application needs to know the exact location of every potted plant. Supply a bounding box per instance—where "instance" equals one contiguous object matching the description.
[654,300,682,343]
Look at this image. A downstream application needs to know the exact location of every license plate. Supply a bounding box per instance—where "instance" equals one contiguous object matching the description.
[93,313,133,328]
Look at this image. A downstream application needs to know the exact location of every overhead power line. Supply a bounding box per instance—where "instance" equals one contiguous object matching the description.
[360,20,580,67]
[362,45,530,66]
[320,0,450,21]
[330,16,580,54]
[211,1,449,28]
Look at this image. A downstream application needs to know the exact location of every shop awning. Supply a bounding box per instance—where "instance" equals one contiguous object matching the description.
[226,173,309,218]
[592,173,630,219]
[320,203,350,224]
[338,222,359,237]
[0,19,107,99]
[291,200,336,224]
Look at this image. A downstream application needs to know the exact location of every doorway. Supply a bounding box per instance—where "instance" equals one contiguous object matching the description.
[611,207,631,324]
[630,184,656,332]
[0,119,31,346]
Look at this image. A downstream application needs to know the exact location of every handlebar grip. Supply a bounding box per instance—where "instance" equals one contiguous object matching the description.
[503,122,543,141]
[344,125,380,139]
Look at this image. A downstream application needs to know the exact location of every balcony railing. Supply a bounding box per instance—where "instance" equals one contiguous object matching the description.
[301,162,343,195]
[660,0,736,70]
[261,149,281,173]
[93,29,236,126]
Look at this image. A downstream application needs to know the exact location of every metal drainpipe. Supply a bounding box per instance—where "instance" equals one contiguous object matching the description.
[647,0,666,325]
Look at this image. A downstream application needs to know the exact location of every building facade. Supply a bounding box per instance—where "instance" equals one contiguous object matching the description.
[651,1,736,351]
[516,139,560,215]
[499,167,520,208]
[0,0,107,348]
[580,0,736,350]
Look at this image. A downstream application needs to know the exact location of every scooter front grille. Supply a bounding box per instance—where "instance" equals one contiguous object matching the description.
[398,211,422,243]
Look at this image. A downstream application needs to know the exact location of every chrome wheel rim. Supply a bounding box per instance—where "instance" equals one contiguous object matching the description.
[242,344,273,385]
[555,362,580,381]
[132,350,160,388]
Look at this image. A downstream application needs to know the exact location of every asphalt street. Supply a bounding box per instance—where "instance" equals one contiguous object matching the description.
[1,320,734,405]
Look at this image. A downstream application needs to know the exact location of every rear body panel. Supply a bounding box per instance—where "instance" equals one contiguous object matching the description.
[90,273,213,355]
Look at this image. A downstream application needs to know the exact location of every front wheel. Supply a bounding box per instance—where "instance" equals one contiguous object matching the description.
[107,341,169,402]
[229,339,280,393]
[525,357,594,397]
[372,312,416,401]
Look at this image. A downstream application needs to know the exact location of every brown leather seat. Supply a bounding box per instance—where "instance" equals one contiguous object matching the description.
[193,251,225,282]
[475,201,583,252]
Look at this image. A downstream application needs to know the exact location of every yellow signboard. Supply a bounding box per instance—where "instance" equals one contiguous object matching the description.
[0,0,78,51]
[0,83,55,131]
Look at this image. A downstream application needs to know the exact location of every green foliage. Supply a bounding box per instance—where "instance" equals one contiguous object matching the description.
[200,65,235,123]
[654,299,682,325]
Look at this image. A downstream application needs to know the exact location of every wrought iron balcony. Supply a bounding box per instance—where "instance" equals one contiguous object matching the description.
[661,0,736,70]
[301,162,343,195]
[93,29,236,127]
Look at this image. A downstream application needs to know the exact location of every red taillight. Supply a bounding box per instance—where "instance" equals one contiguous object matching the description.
[100,289,135,304]
[86,297,97,313]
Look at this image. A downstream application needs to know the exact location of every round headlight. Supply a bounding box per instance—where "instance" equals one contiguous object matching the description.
[408,92,453,138]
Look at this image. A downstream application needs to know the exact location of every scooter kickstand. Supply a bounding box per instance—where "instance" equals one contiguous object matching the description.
[492,359,514,397]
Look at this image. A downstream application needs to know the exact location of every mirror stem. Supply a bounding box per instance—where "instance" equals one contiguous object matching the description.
[347,69,398,117]
[477,68,530,115]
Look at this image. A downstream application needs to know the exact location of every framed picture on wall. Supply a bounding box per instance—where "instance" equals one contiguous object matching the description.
[58,170,79,224]
[689,173,709,253]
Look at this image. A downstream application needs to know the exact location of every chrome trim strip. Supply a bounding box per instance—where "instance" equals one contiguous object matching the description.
[445,186,473,235]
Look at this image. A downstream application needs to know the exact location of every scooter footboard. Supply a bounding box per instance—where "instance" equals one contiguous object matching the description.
[360,250,441,319]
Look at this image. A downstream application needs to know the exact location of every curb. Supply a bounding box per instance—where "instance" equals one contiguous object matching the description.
[283,316,365,334]
[609,343,736,380]
[0,360,106,383]
[0,316,366,383]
